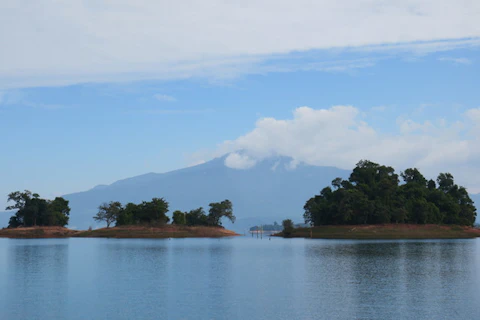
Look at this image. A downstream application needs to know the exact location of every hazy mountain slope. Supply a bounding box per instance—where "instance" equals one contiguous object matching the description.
[2,158,479,230]
[63,155,349,231]
[0,211,10,229]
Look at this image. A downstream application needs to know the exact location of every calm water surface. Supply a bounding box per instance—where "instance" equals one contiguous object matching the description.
[0,237,479,320]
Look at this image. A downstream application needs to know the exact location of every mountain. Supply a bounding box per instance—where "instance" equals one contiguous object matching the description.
[0,211,11,228]
[2,156,479,230]
[62,155,349,231]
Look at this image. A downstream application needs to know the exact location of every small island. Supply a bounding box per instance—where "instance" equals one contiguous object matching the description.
[275,224,480,239]
[1,191,238,238]
[277,160,479,239]
[0,225,238,239]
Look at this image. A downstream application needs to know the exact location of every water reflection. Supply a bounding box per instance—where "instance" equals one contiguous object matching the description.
[0,239,69,320]
[304,240,480,320]
[158,239,236,319]
[66,239,171,320]
[0,237,479,320]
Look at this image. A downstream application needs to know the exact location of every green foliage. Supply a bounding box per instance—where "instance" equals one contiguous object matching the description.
[304,160,477,226]
[282,219,294,237]
[95,198,170,227]
[116,202,137,225]
[208,200,234,226]
[136,198,170,224]
[185,207,208,226]
[184,200,235,227]
[6,190,70,227]
[401,168,427,186]
[93,201,123,228]
[172,210,186,225]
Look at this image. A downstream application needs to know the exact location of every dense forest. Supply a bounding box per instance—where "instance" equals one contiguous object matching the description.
[303,160,477,226]
[6,190,71,227]
[94,198,235,228]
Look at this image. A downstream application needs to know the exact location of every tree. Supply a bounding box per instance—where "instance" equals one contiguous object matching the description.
[186,207,208,226]
[303,160,476,226]
[6,191,70,228]
[116,202,137,226]
[391,207,408,224]
[172,210,186,225]
[207,200,235,226]
[331,177,343,190]
[137,198,169,224]
[46,197,70,226]
[6,190,35,211]
[8,216,21,228]
[282,219,294,237]
[303,187,334,226]
[25,197,48,226]
[401,168,427,186]
[6,190,35,227]
[98,198,175,227]
[437,173,455,193]
[93,201,123,228]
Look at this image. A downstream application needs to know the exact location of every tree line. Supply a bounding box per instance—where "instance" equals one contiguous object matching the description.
[303,160,477,226]
[4,190,235,229]
[5,190,70,228]
[94,198,235,228]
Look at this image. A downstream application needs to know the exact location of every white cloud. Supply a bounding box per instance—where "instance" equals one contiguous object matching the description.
[224,153,257,169]
[356,38,480,56]
[399,119,435,134]
[154,94,176,102]
[438,57,473,65]
[257,58,376,74]
[209,105,480,191]
[1,1,480,89]
[466,108,480,123]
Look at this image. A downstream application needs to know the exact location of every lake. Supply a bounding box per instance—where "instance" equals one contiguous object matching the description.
[0,237,479,320]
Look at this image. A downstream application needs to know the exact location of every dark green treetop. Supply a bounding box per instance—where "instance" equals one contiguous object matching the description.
[304,160,476,226]
[6,190,70,228]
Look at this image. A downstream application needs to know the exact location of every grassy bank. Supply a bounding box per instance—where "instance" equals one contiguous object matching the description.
[0,226,80,238]
[0,225,239,239]
[275,224,480,239]
[74,225,239,238]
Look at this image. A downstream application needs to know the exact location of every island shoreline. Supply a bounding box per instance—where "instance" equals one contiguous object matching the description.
[0,225,240,239]
[274,224,480,239]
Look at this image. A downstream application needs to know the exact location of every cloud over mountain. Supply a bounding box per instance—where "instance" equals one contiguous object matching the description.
[211,106,480,192]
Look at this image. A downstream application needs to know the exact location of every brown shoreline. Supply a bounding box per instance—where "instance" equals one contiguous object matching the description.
[274,224,480,239]
[0,225,239,239]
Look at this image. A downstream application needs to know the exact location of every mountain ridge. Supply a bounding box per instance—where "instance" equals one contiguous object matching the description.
[2,155,479,230]
[62,155,349,231]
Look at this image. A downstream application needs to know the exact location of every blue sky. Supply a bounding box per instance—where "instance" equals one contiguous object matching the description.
[1,1,480,207]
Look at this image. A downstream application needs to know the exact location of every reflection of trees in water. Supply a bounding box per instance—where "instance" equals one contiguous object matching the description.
[304,240,479,319]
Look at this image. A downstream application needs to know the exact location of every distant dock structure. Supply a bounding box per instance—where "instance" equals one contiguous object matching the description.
[249,226,278,239]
